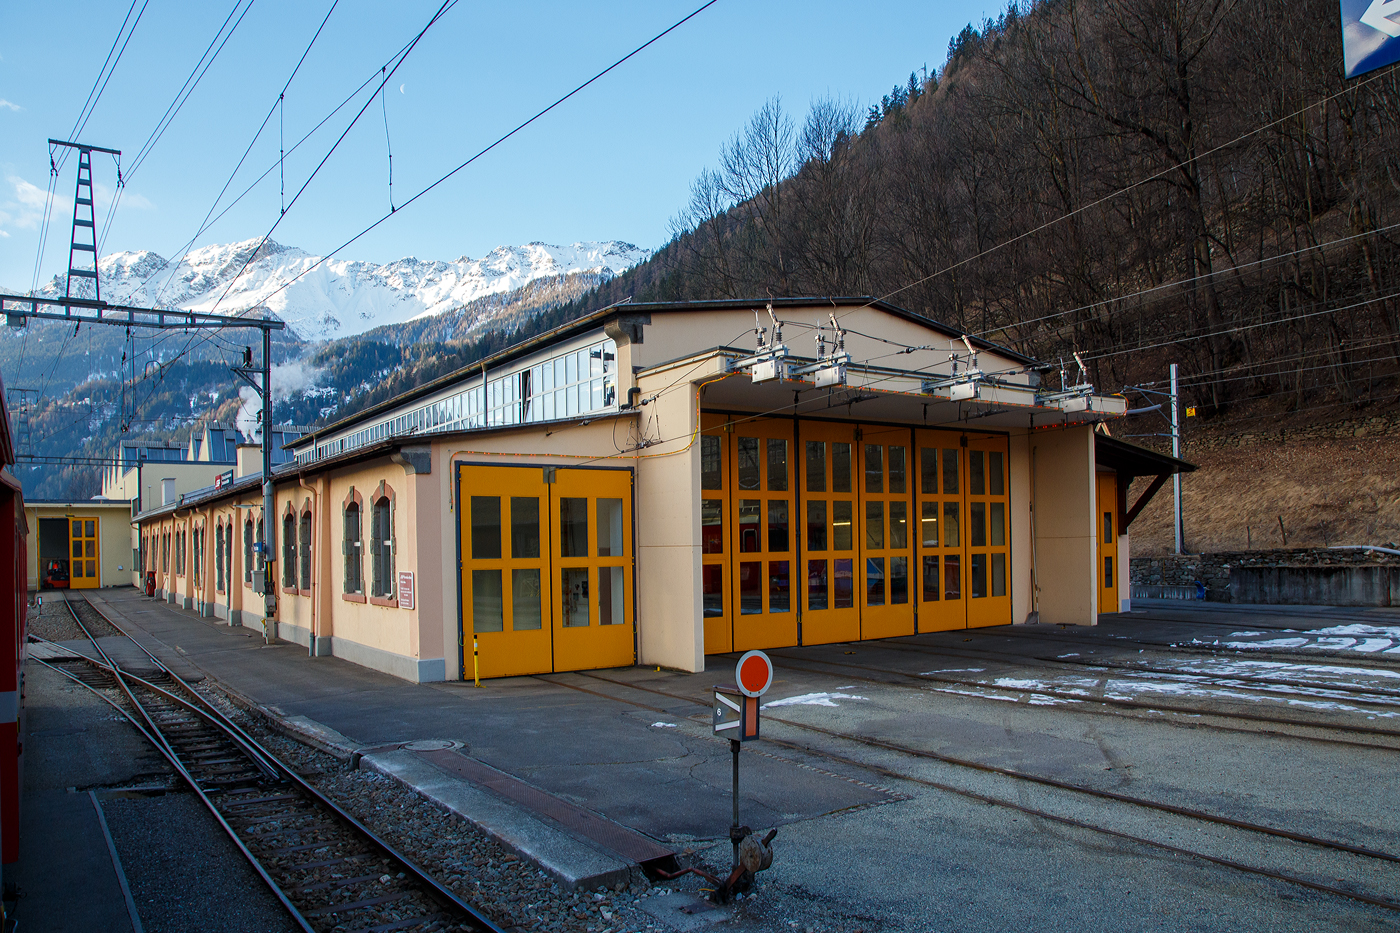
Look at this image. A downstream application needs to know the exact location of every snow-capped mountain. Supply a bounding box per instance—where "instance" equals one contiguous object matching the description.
[39,238,650,341]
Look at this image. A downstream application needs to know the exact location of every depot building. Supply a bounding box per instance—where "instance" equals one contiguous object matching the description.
[132,298,1192,683]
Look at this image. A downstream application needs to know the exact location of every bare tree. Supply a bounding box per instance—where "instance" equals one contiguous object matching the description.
[719,97,797,291]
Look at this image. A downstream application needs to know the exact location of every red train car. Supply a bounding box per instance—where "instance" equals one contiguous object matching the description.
[0,377,25,897]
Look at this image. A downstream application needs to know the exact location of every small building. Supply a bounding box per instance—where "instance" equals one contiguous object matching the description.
[103,422,308,586]
[24,499,134,590]
[133,299,1191,683]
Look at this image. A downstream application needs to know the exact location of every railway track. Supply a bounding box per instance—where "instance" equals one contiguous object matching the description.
[533,668,1400,914]
[34,594,507,933]
[761,638,1400,750]
[973,620,1400,671]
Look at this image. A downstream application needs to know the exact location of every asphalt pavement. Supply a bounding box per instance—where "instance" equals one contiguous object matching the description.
[61,588,1400,932]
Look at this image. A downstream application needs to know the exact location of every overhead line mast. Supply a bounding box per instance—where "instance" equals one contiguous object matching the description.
[45,139,122,313]
[5,137,286,640]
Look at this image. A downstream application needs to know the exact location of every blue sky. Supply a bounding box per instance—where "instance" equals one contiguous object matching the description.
[0,1,995,291]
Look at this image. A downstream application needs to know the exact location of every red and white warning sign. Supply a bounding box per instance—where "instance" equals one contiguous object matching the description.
[715,650,774,742]
[736,650,774,698]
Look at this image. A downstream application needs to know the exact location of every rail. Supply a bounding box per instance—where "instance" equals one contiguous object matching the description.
[33,593,508,933]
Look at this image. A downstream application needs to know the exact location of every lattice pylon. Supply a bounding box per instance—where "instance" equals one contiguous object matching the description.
[65,147,100,308]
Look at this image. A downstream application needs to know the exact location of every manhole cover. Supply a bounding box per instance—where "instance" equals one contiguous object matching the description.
[402,739,464,752]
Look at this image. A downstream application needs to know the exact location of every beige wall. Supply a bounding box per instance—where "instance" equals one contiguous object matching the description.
[1030,425,1098,625]
[1008,429,1034,625]
[638,306,1033,384]
[632,365,716,673]
[25,503,133,590]
[103,461,230,507]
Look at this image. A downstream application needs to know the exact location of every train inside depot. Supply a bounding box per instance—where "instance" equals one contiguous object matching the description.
[133,298,1194,684]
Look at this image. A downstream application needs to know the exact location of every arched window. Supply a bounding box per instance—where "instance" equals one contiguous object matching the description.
[194,524,203,586]
[299,510,312,590]
[343,500,362,594]
[162,532,170,573]
[215,522,225,592]
[371,495,394,598]
[244,518,254,584]
[282,511,297,588]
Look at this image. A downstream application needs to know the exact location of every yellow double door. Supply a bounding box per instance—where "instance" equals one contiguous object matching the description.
[702,418,1012,654]
[459,464,635,679]
[70,517,100,588]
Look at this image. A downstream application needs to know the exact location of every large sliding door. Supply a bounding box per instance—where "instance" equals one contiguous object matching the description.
[700,417,732,654]
[914,430,1013,631]
[965,436,1011,628]
[1096,472,1119,616]
[552,468,635,671]
[858,426,915,639]
[701,418,1013,654]
[730,420,798,651]
[799,421,860,645]
[459,464,635,679]
[70,516,100,589]
[915,432,965,632]
[462,467,554,678]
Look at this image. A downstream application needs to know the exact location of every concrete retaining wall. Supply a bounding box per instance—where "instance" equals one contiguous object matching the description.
[1228,565,1400,607]
[1132,549,1400,604]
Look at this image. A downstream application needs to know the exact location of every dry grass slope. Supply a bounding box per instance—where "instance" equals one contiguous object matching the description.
[1127,427,1400,556]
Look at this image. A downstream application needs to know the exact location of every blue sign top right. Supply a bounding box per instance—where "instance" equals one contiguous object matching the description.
[1342,0,1400,78]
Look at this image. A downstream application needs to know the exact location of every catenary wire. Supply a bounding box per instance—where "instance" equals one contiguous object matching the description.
[128,0,717,411]
[970,218,1400,342]
[144,0,340,305]
[829,62,1400,326]
[126,2,458,424]
[147,63,387,307]
[68,0,150,144]
[223,0,723,313]
[124,0,259,181]
[205,0,457,315]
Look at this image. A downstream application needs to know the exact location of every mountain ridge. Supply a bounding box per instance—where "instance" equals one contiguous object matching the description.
[35,237,651,342]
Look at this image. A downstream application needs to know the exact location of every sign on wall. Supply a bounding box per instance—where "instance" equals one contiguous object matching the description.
[1342,0,1400,78]
[397,570,415,609]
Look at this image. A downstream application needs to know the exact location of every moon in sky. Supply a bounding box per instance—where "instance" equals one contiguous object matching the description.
[399,84,406,94]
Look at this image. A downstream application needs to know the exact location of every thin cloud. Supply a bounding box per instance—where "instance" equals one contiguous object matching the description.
[1,174,53,231]
[0,100,20,112]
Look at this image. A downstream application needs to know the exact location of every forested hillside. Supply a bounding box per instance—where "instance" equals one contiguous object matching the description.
[563,0,1400,425]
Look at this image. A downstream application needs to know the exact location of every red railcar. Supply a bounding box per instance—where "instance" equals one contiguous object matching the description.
[0,377,26,896]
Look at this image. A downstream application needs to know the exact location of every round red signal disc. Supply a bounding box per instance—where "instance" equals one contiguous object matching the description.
[736,650,774,698]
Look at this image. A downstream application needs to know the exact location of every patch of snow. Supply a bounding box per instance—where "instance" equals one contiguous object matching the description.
[650,722,677,728]
[1220,638,1309,649]
[922,668,986,674]
[762,691,867,709]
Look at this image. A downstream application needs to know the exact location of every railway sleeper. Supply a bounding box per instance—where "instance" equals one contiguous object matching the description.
[300,891,417,918]
[288,873,388,895]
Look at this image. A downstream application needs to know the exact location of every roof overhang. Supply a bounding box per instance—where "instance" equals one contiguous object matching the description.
[1094,433,1196,531]
[693,348,1125,430]
[294,296,1049,450]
